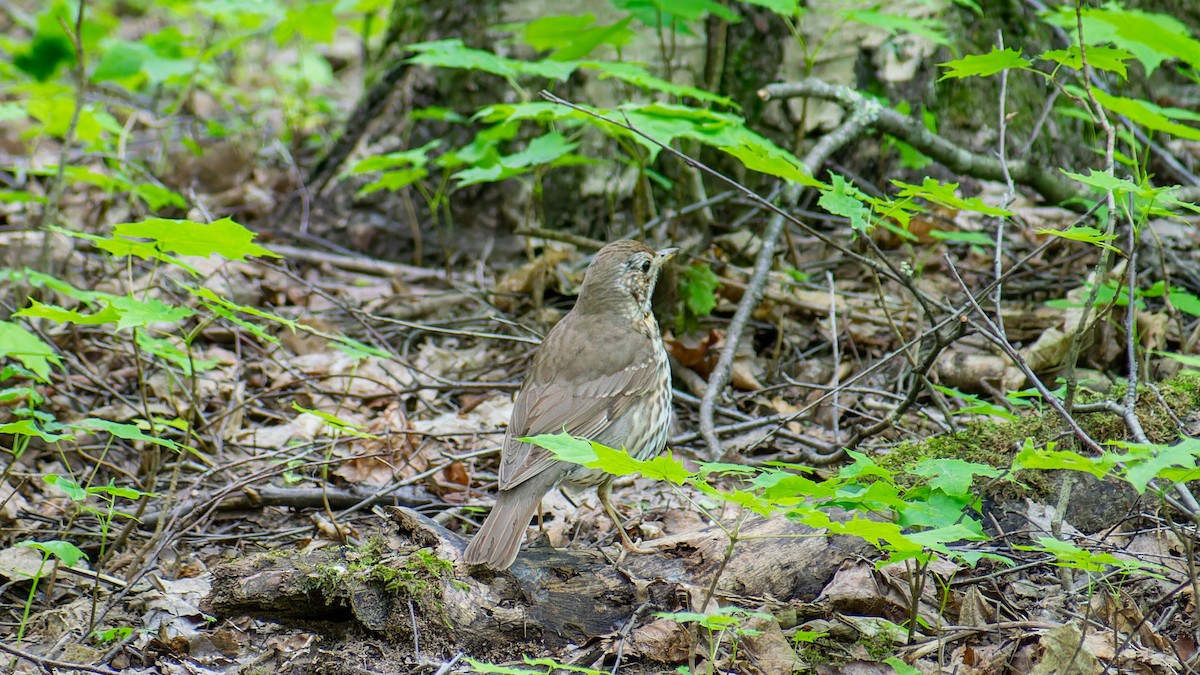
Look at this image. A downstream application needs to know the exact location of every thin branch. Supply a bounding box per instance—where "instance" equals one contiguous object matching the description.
[826,270,841,444]
[513,226,607,251]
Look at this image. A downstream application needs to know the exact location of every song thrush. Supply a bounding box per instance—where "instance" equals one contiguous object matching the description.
[464,240,677,570]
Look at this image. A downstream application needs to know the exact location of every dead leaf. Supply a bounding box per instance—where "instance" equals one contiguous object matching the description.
[731,357,764,391]
[819,561,886,616]
[0,545,48,581]
[740,614,804,675]
[664,329,722,376]
[1090,591,1169,651]
[935,349,1022,394]
[1138,310,1168,351]
[629,618,691,662]
[491,246,575,311]
[659,509,706,536]
[280,318,339,354]
[1022,326,1071,374]
[1175,634,1196,664]
[1030,622,1100,675]
[957,586,996,627]
[310,513,356,542]
[164,136,257,194]
[0,481,29,522]
[441,461,469,487]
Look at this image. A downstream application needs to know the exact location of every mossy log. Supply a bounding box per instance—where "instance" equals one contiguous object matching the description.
[204,507,872,663]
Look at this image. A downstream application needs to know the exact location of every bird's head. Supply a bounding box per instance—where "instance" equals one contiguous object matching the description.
[576,240,678,318]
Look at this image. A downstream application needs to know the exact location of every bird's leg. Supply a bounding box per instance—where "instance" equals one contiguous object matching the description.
[598,480,656,554]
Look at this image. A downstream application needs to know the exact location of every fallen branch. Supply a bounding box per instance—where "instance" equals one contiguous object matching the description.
[759,78,1085,208]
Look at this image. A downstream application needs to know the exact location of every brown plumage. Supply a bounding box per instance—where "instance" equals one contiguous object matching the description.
[464,240,677,570]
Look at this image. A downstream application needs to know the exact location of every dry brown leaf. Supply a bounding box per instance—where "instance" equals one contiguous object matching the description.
[730,357,764,391]
[0,481,29,522]
[330,449,399,486]
[0,545,46,581]
[1022,498,1084,539]
[412,396,511,438]
[1175,633,1196,664]
[1030,622,1101,675]
[164,136,257,194]
[331,402,426,486]
[220,380,246,441]
[282,352,419,397]
[789,288,849,317]
[740,614,804,675]
[881,556,960,582]
[238,412,326,449]
[659,508,706,536]
[935,350,1023,394]
[280,318,338,355]
[629,618,691,663]
[1138,310,1168,351]
[1089,591,1169,651]
[767,396,808,432]
[949,640,1015,675]
[664,329,721,376]
[957,586,996,627]
[818,561,886,616]
[490,246,575,311]
[441,461,469,487]
[1021,326,1071,374]
[309,513,356,542]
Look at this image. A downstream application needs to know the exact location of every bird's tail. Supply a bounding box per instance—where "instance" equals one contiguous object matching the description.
[463,487,542,570]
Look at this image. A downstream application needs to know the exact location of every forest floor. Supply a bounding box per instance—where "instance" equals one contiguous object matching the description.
[3,2,1200,674]
[3,187,1199,673]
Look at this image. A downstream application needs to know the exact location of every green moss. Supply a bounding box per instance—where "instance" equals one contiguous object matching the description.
[369,548,454,597]
[875,372,1200,503]
[882,418,1031,474]
[304,539,456,615]
[859,631,894,661]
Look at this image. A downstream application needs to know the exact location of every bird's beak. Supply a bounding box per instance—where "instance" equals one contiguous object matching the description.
[657,247,679,262]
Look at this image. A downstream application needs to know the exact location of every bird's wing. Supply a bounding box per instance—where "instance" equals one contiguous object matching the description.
[498,317,661,490]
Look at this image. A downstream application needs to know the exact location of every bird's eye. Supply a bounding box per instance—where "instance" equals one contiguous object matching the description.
[641,259,651,273]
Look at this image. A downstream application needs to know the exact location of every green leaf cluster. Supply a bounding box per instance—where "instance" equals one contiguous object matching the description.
[523,432,1001,567]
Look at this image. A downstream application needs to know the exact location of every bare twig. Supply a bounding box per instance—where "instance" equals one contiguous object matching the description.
[994,31,1016,346]
[513,226,607,251]
[266,243,458,281]
[826,270,841,444]
[1062,9,1121,413]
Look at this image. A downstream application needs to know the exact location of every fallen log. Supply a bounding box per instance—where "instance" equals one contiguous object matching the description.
[205,506,873,668]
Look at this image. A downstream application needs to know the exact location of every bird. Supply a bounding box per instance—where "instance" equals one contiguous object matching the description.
[464,240,678,570]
